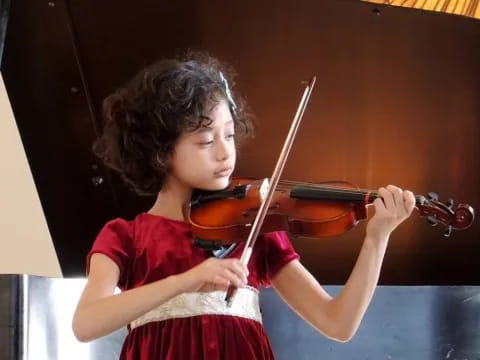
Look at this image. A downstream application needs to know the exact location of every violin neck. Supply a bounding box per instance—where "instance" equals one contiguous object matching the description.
[290,185,423,205]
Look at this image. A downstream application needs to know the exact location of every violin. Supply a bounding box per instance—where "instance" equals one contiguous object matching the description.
[192,76,474,305]
[189,177,475,245]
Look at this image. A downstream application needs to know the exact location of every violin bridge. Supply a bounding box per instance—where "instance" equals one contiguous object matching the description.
[259,178,270,202]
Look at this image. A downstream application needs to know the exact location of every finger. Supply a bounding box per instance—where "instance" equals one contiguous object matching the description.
[222,268,246,288]
[212,274,230,288]
[373,197,386,214]
[210,283,229,292]
[377,187,395,212]
[220,259,248,283]
[199,284,216,292]
[403,190,416,215]
[228,259,249,283]
[386,185,404,214]
[207,260,244,288]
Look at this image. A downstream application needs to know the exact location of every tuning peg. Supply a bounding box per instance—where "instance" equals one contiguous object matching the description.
[417,195,426,205]
[446,198,454,209]
[443,225,452,237]
[427,192,439,201]
[427,215,438,227]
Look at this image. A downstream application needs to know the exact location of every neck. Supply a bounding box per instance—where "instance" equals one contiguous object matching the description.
[289,183,422,206]
[148,176,193,222]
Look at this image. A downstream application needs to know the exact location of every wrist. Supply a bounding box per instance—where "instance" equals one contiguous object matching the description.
[169,273,191,294]
[364,232,390,252]
[366,224,392,243]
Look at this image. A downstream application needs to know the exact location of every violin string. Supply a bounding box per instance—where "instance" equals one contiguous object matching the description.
[278,179,366,191]
[275,180,424,203]
[278,179,367,191]
[275,180,378,198]
[275,184,368,194]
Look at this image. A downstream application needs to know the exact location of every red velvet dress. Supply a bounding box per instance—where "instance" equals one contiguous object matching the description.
[87,212,300,360]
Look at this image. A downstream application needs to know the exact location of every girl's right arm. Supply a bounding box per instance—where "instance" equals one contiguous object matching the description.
[72,253,248,342]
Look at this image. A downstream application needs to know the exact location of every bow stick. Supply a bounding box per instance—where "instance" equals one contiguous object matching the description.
[226,76,317,306]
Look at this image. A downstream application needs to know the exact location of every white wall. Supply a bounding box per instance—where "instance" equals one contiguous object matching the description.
[0,73,62,277]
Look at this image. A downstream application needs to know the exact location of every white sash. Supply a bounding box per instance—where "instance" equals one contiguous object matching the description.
[130,286,262,329]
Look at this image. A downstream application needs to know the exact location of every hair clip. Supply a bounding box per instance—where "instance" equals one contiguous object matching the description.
[219,71,237,117]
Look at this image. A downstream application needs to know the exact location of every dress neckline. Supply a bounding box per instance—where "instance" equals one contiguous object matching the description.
[141,212,191,226]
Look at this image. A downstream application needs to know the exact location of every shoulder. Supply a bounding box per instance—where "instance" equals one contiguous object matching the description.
[92,214,147,251]
[98,213,150,239]
[101,217,132,233]
[262,231,294,249]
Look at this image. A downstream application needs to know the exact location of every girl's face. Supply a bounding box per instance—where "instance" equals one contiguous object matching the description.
[168,99,237,191]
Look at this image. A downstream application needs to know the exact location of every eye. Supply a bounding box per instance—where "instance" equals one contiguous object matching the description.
[198,139,214,146]
[226,133,235,140]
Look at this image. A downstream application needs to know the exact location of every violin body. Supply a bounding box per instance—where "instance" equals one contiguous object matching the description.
[191,78,475,305]
[189,177,475,245]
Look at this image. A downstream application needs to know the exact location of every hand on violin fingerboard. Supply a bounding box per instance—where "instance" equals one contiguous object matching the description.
[366,185,416,241]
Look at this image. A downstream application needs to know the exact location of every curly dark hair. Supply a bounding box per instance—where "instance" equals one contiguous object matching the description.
[93,52,254,196]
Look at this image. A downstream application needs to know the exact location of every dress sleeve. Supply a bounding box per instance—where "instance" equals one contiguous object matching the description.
[86,218,133,288]
[261,231,300,287]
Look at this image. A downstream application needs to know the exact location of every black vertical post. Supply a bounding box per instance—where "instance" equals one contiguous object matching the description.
[0,275,21,360]
[0,0,10,68]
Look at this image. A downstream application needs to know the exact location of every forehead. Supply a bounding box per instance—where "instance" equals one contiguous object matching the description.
[196,99,234,132]
[206,99,233,127]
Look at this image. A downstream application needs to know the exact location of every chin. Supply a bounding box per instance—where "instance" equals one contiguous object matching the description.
[197,177,230,191]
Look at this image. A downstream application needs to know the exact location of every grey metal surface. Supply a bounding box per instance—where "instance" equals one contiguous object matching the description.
[24,275,126,360]
[261,286,480,360]
[7,275,478,360]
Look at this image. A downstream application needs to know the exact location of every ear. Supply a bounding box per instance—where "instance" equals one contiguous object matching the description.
[163,147,176,171]
[153,151,167,171]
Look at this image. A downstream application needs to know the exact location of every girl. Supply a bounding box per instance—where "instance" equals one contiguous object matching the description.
[72,52,415,359]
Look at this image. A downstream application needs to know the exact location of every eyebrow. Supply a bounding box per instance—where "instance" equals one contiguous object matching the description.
[195,119,234,133]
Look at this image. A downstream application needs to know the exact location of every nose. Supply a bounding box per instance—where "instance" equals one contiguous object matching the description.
[215,137,232,162]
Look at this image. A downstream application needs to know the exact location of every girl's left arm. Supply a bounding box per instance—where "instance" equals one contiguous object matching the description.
[271,185,415,342]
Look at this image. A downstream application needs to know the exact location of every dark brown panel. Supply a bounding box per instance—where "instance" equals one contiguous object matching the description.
[1,1,118,276]
[3,0,479,283]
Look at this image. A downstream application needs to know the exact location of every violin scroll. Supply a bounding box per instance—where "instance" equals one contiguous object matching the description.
[417,192,474,237]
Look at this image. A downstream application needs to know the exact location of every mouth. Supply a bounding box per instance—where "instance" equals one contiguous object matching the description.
[214,167,232,177]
